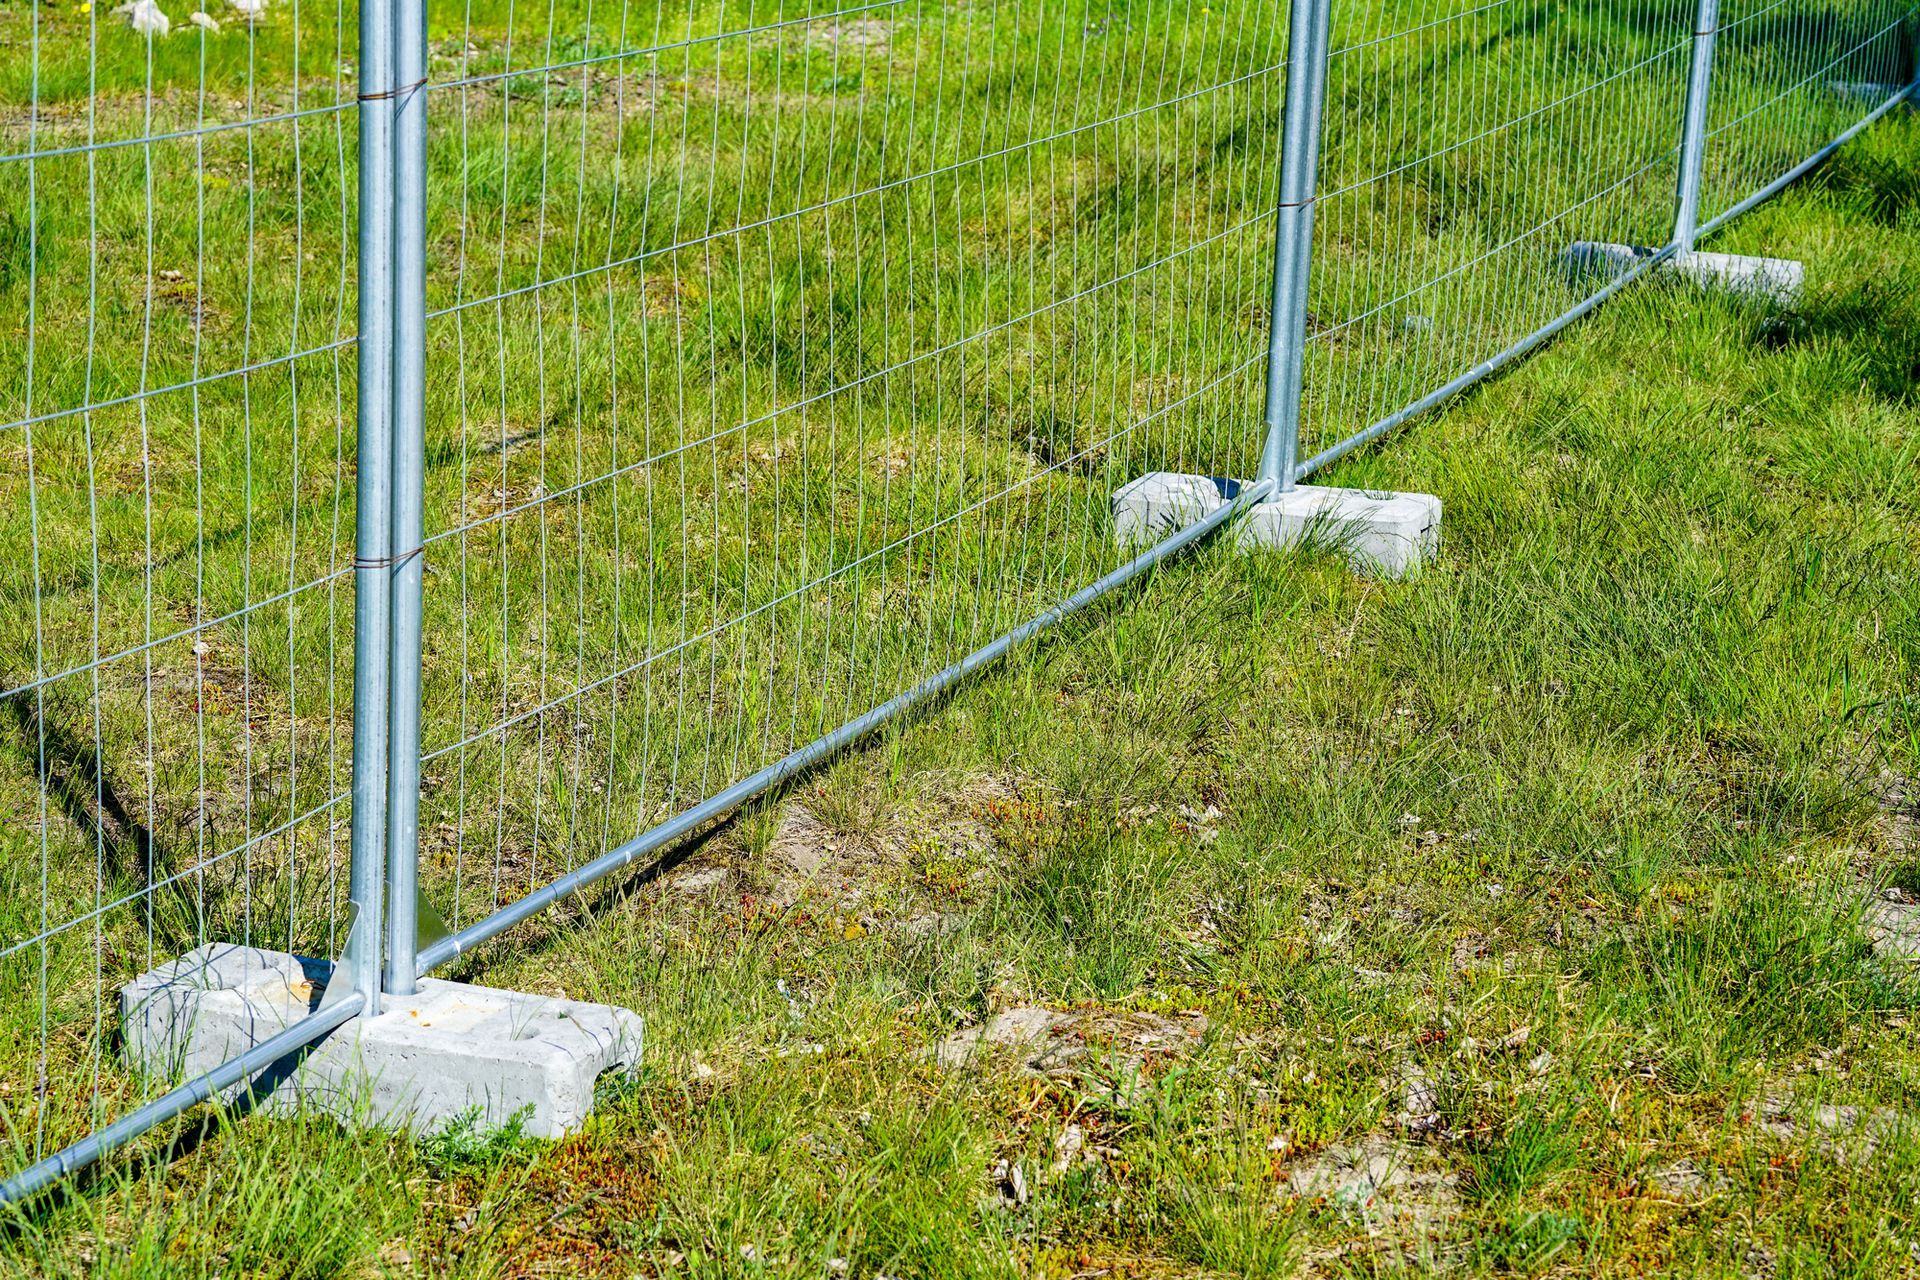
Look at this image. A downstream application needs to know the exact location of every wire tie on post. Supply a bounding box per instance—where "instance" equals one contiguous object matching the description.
[358,76,428,103]
[352,547,425,571]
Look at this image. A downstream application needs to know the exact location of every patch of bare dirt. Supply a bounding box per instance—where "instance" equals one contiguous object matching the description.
[1880,771,1917,851]
[1283,1132,1459,1232]
[1865,892,1920,960]
[1749,1089,1910,1166]
[925,1004,1209,1113]
[1858,771,1919,961]
[813,18,895,48]
[650,771,1027,912]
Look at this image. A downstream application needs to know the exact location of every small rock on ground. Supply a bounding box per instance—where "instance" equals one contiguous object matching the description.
[928,1007,1072,1070]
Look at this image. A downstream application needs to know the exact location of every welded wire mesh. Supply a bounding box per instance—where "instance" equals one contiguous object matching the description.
[1295,0,1915,472]
[410,0,1288,940]
[0,2,358,1171]
[1295,0,1701,470]
[1700,0,1914,228]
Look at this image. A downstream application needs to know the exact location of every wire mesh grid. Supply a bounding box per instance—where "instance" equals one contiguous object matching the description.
[0,3,359,1168]
[1699,0,1915,229]
[1295,0,1700,470]
[410,0,1288,944]
[1294,0,1915,473]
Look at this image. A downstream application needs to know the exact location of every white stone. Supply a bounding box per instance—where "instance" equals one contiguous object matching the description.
[125,0,170,36]
[1111,470,1228,548]
[121,944,643,1139]
[1235,484,1440,578]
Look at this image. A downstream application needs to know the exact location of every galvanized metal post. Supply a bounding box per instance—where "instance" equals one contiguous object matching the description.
[383,0,428,998]
[1673,0,1720,254]
[1255,0,1334,495]
[346,0,395,1018]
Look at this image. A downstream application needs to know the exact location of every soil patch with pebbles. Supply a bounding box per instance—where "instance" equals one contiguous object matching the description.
[926,1005,1209,1107]
[1750,1090,1912,1167]
[1284,1133,1460,1243]
[652,772,1023,910]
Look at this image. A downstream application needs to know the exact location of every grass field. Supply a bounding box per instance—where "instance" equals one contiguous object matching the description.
[3,0,1920,1272]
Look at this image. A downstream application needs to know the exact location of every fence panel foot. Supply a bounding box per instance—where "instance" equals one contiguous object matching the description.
[1113,473,1439,577]
[1237,486,1440,579]
[1112,472,1242,549]
[122,944,643,1140]
[1561,241,1804,308]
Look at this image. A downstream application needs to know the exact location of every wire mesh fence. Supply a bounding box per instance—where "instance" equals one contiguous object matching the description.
[1700,0,1915,231]
[0,0,365,1189]
[1296,0,1701,472]
[1,0,1914,1201]
[407,0,1288,967]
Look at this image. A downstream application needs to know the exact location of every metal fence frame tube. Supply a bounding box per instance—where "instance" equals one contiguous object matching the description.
[1694,76,1919,242]
[382,0,430,1000]
[414,478,1278,977]
[1672,0,1721,253]
[348,0,397,1018]
[1254,0,1334,494]
[0,996,366,1205]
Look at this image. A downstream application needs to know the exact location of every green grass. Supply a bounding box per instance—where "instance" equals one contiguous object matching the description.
[2,0,1919,1273]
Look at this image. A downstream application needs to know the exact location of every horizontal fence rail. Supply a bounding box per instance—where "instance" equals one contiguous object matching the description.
[3,0,1916,1201]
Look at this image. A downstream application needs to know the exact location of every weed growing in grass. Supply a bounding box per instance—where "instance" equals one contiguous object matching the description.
[1469,1209,1589,1272]
[417,1105,544,1175]
[1460,1101,1581,1204]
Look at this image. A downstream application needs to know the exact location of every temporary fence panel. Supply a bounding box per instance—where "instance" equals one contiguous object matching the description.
[401,0,1290,971]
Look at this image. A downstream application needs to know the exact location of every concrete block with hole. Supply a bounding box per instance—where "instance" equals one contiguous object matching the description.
[1111,471,1238,548]
[1111,471,1439,578]
[1561,240,1804,308]
[121,943,643,1139]
[1234,485,1439,577]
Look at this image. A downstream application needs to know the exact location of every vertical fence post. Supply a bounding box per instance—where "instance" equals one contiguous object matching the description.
[383,0,429,998]
[345,0,395,1018]
[1255,0,1334,495]
[1673,0,1720,254]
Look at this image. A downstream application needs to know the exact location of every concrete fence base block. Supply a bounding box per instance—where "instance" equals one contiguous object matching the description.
[1826,80,1916,107]
[1112,472,1438,577]
[121,943,644,1140]
[1111,470,1236,548]
[1560,240,1804,308]
[1671,250,1805,308]
[1234,485,1440,578]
